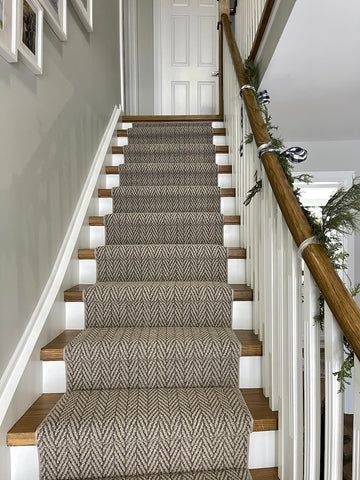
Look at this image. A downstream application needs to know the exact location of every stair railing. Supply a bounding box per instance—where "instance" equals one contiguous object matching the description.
[220,10,360,480]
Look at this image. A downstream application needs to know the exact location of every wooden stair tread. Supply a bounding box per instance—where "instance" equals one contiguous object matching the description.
[7,388,277,446]
[64,284,253,303]
[40,331,81,361]
[98,188,235,198]
[89,215,240,226]
[241,389,278,432]
[229,284,253,301]
[121,115,223,122]
[117,128,226,137]
[78,247,246,261]
[40,329,261,361]
[105,165,232,175]
[112,145,229,154]
[249,468,278,480]
[7,394,62,446]
[235,330,262,356]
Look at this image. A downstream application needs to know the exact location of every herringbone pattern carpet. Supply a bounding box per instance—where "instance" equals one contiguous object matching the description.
[120,163,218,186]
[84,282,233,328]
[104,213,223,245]
[123,144,216,164]
[65,327,240,390]
[36,121,252,480]
[112,186,221,213]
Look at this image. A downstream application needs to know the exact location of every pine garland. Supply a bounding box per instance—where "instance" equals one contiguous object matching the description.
[242,60,360,391]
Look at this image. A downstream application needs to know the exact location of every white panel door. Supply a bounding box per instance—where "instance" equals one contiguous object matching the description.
[157,0,218,115]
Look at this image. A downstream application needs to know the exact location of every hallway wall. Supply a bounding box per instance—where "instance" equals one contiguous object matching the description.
[0,1,120,383]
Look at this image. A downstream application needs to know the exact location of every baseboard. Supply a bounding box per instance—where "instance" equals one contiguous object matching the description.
[0,105,121,426]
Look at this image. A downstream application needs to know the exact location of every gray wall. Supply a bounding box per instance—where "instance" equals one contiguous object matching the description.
[0,1,120,378]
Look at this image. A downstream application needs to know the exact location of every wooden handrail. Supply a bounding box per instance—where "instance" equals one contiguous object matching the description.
[221,13,360,360]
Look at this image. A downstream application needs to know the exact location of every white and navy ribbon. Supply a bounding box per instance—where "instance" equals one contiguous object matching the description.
[239,103,244,157]
[281,146,308,163]
[257,89,270,105]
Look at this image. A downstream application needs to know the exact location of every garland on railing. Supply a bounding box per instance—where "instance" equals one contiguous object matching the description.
[242,60,360,392]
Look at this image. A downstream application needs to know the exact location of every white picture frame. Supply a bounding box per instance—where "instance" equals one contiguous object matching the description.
[0,0,18,62]
[70,0,92,32]
[39,0,67,41]
[18,0,43,75]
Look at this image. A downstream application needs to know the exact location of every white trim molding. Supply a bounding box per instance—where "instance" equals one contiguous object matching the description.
[124,0,138,114]
[0,105,121,427]
[153,0,162,114]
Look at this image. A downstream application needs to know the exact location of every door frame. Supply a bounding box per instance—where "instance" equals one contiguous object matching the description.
[153,0,163,114]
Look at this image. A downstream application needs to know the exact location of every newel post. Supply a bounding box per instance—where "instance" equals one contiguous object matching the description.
[218,0,230,17]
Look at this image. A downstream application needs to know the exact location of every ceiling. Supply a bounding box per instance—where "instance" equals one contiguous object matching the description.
[260,0,360,142]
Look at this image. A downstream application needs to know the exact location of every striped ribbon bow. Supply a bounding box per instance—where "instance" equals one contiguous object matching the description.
[281,146,308,163]
[257,89,270,105]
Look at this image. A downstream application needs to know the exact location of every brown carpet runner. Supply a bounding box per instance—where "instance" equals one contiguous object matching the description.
[36,121,252,480]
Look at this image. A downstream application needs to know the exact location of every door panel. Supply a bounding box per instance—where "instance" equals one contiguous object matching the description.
[159,0,218,115]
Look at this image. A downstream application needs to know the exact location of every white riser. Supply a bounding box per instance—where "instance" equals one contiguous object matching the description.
[78,258,246,285]
[10,429,276,480]
[104,173,232,189]
[112,136,227,147]
[98,197,236,216]
[42,356,262,394]
[66,300,253,331]
[89,225,240,249]
[249,431,278,469]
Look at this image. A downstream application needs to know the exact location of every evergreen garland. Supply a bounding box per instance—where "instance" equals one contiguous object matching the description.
[242,60,360,391]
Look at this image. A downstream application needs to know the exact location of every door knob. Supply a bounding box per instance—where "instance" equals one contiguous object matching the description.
[211,71,219,77]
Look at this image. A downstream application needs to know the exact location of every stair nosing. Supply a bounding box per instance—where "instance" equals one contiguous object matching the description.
[64,284,253,303]
[112,145,230,154]
[117,128,226,137]
[41,329,262,362]
[98,187,236,198]
[78,247,246,260]
[105,165,233,175]
[89,214,240,227]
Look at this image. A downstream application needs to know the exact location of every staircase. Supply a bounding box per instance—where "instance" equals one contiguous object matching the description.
[7,118,278,479]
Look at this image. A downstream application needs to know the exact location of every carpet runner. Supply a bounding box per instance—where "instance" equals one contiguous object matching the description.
[36,121,252,480]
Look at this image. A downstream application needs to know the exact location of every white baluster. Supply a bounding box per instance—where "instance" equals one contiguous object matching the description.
[353,357,360,479]
[288,229,304,479]
[303,265,321,480]
[324,303,344,480]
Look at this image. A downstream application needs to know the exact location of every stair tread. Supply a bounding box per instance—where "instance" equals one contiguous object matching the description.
[89,214,240,226]
[41,329,261,361]
[64,283,253,302]
[112,145,229,154]
[78,247,246,260]
[98,187,235,198]
[106,165,232,175]
[250,468,278,480]
[7,388,277,446]
[117,128,226,137]
[121,115,223,122]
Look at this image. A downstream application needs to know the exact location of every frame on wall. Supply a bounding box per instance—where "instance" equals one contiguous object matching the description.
[18,0,44,74]
[70,0,92,32]
[39,0,67,41]
[0,0,18,62]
